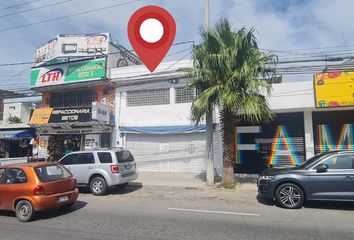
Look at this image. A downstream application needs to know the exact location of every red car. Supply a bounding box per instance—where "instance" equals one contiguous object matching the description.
[0,162,79,222]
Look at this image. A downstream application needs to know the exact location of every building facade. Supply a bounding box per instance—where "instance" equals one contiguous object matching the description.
[29,33,140,161]
[0,96,40,159]
[110,62,354,175]
[111,60,210,173]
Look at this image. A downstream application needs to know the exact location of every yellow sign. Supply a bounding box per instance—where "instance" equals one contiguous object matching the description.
[30,108,53,124]
[314,71,354,108]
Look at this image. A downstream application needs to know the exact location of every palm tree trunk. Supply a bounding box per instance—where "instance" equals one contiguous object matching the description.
[220,109,235,183]
[205,110,214,186]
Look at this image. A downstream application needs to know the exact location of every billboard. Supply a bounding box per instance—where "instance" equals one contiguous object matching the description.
[314,71,354,108]
[35,33,110,64]
[30,58,106,88]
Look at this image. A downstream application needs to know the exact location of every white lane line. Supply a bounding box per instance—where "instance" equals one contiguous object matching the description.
[167,208,260,217]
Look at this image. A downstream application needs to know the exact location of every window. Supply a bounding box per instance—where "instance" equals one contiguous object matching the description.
[60,154,78,165]
[3,168,27,184]
[35,165,71,182]
[50,93,64,107]
[175,87,195,103]
[116,150,134,163]
[100,133,111,148]
[127,88,170,106]
[0,168,5,183]
[98,152,113,163]
[322,155,354,169]
[78,89,93,106]
[50,89,93,108]
[64,91,78,107]
[78,153,95,164]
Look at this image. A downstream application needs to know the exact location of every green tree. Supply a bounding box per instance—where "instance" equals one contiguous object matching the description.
[189,19,277,183]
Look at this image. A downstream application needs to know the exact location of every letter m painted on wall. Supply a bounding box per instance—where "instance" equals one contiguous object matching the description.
[317,124,354,152]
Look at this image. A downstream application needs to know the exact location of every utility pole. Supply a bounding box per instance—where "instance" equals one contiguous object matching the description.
[204,0,210,30]
[204,0,215,187]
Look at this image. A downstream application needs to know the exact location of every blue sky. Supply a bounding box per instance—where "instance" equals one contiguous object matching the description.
[1,0,354,92]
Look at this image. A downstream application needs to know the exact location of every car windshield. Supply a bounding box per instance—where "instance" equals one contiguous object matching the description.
[297,152,329,169]
[35,165,71,182]
[115,150,134,163]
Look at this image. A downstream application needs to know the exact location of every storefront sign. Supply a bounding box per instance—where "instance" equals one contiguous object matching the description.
[49,107,92,123]
[30,107,93,124]
[314,71,354,108]
[30,58,106,88]
[30,108,53,124]
[35,33,110,64]
[92,102,110,123]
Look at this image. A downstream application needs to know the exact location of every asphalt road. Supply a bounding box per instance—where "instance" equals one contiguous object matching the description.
[0,183,354,240]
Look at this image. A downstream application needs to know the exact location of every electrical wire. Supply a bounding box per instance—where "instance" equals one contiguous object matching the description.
[0,40,195,67]
[0,0,144,32]
[0,0,43,11]
[0,0,73,18]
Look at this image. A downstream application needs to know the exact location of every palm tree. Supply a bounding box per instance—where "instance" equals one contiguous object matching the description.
[189,18,277,183]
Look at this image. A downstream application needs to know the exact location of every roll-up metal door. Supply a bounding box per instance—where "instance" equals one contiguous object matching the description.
[126,133,206,172]
[235,112,306,173]
[313,110,354,154]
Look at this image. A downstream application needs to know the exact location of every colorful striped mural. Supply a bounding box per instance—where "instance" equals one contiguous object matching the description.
[268,125,301,166]
[317,124,354,152]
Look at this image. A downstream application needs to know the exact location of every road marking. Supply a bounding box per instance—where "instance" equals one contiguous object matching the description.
[167,207,260,217]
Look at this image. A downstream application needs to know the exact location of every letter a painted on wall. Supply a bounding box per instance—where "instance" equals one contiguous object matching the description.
[268,125,300,166]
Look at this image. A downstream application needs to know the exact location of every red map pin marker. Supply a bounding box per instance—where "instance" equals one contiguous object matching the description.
[128,6,176,72]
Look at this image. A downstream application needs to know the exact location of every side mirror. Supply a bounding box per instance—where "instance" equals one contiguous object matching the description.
[316,164,329,173]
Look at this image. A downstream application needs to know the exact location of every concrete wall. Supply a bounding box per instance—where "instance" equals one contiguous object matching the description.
[116,79,198,127]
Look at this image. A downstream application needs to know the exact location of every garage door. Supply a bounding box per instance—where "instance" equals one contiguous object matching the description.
[126,133,206,172]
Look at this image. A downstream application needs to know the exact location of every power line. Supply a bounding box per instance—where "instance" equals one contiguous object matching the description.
[0,40,195,67]
[0,0,43,11]
[0,0,144,32]
[0,0,73,18]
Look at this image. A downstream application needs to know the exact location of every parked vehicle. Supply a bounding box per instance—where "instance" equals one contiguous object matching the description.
[258,150,354,209]
[0,162,79,222]
[58,149,138,196]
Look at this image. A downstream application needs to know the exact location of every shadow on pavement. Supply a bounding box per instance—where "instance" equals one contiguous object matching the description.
[256,194,275,206]
[109,182,143,195]
[195,172,206,181]
[36,200,87,220]
[0,201,87,221]
[78,183,143,195]
[257,194,354,211]
[304,201,354,211]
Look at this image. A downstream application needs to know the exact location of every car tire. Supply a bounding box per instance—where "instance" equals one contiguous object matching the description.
[15,200,35,222]
[90,176,107,196]
[275,183,304,209]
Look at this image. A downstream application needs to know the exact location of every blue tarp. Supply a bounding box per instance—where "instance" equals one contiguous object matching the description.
[119,125,209,134]
[0,129,34,139]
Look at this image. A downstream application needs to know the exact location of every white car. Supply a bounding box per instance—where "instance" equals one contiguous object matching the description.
[58,149,138,195]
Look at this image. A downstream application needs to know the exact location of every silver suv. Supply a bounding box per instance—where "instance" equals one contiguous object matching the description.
[58,148,138,195]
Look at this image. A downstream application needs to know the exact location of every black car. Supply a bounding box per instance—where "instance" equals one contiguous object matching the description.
[258,150,354,209]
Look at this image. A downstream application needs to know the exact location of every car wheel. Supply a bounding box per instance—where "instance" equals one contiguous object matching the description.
[275,183,304,209]
[90,176,107,196]
[15,200,35,222]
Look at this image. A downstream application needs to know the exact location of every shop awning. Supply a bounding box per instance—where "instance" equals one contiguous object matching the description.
[0,129,34,139]
[119,125,216,134]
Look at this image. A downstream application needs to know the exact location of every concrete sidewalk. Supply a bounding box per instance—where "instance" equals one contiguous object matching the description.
[132,172,258,189]
[132,172,209,188]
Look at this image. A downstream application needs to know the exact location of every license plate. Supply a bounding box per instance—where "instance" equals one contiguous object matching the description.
[59,195,69,203]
